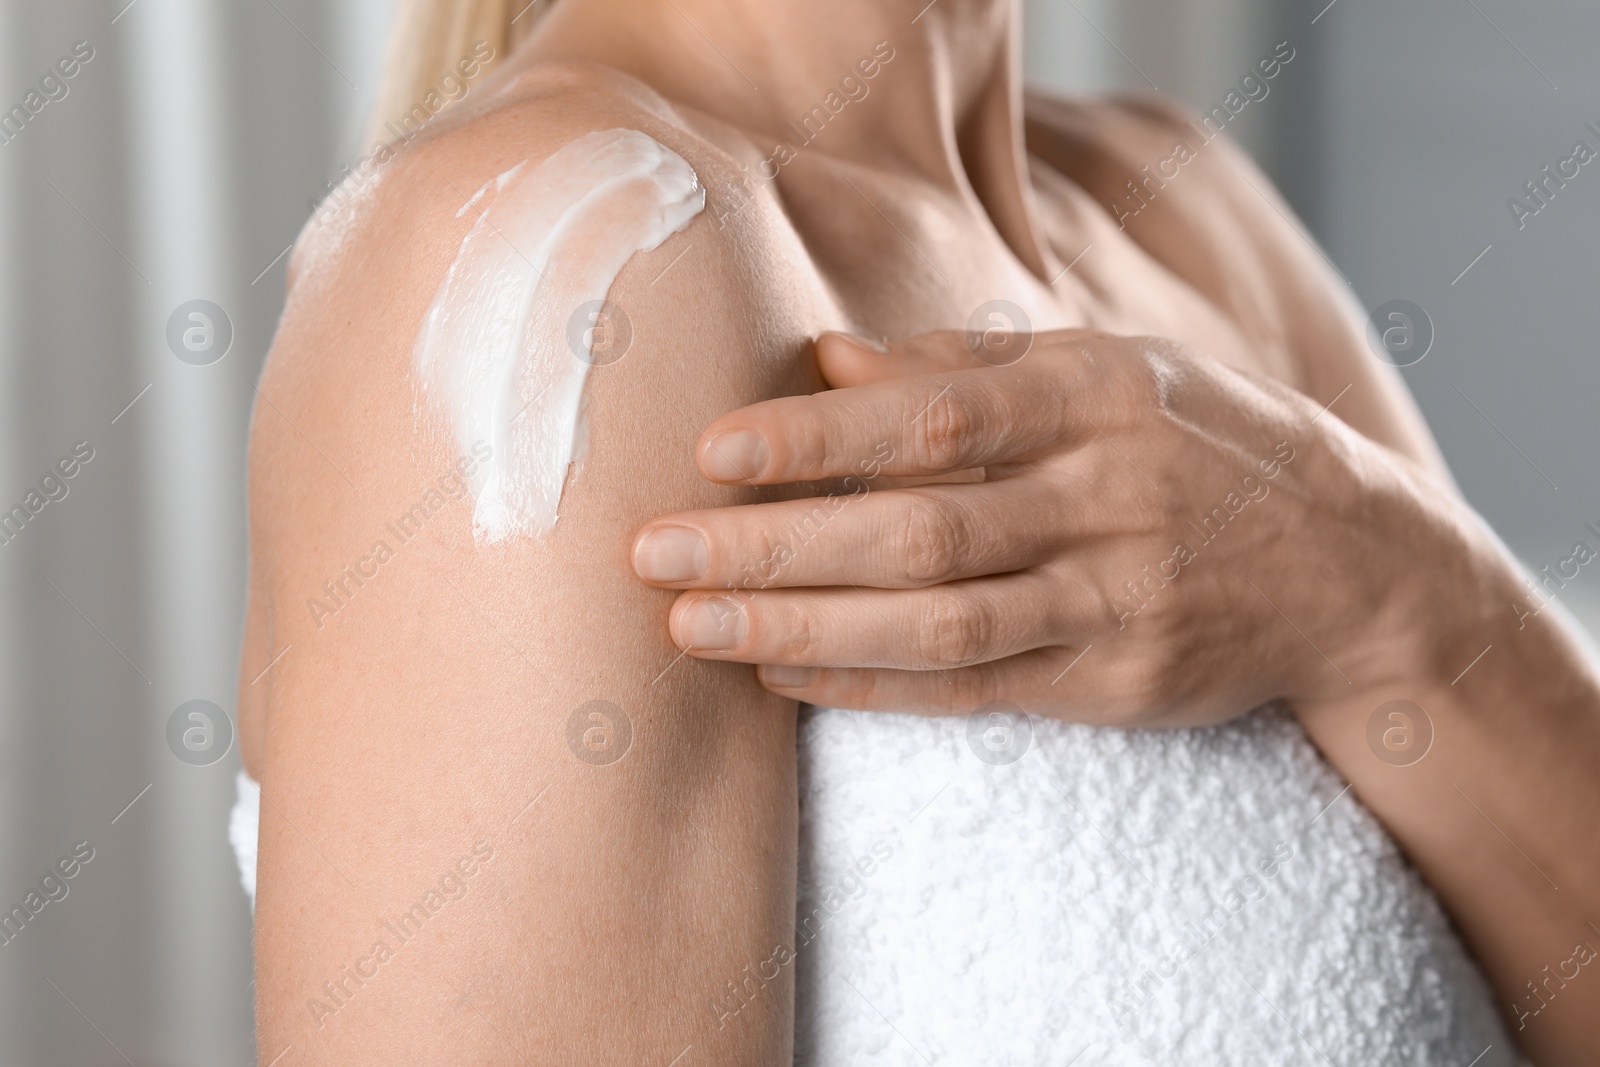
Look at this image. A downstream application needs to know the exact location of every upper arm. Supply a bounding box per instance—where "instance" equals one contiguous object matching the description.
[242,84,820,1064]
[1025,92,1454,484]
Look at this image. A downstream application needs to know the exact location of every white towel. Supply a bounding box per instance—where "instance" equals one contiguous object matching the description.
[791,702,1513,1066]
[228,769,259,910]
[230,703,1518,1063]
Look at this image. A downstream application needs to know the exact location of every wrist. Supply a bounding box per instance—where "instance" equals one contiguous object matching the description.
[1308,444,1512,707]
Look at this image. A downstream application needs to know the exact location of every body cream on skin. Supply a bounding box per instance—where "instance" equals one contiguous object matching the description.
[414,128,704,542]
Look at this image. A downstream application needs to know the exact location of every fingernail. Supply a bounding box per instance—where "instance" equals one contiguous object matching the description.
[676,597,746,651]
[759,664,816,689]
[829,331,888,353]
[702,429,769,482]
[634,525,708,582]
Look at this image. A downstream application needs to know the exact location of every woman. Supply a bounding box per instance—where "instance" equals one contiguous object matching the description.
[235,0,1600,1062]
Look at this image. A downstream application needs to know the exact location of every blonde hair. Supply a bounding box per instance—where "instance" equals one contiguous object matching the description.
[364,0,549,147]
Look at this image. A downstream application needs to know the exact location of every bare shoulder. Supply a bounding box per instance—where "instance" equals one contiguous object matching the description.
[1022,91,1314,356]
[1022,90,1449,475]
[252,57,825,565]
[242,59,827,761]
[243,60,809,1063]
[281,58,804,335]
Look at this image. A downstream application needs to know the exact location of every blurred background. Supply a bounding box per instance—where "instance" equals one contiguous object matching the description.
[0,0,1594,1060]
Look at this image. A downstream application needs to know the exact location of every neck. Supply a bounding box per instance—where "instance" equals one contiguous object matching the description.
[523,0,1054,278]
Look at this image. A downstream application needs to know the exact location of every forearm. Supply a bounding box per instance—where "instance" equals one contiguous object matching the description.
[1295,475,1600,1064]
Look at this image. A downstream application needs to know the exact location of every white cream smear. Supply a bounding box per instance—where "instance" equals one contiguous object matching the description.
[415,129,704,541]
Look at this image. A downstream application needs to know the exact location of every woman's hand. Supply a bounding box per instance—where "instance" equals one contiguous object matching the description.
[631,329,1460,724]
[631,328,1600,1060]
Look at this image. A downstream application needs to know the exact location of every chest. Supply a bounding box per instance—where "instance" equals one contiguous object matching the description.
[772,156,1287,384]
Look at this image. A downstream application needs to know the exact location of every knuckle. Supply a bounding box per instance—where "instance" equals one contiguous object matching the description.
[808,402,849,475]
[943,662,1000,712]
[896,496,967,585]
[1103,364,1150,421]
[1105,655,1160,711]
[913,588,994,669]
[1127,339,1190,412]
[911,387,978,471]
[1090,338,1165,419]
[773,600,820,663]
[1147,625,1197,701]
[847,668,887,710]
[737,519,788,591]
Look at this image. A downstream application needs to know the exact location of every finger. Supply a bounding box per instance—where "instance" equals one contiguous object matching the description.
[667,572,1074,670]
[816,327,1105,388]
[696,366,1073,484]
[755,647,1069,715]
[816,330,989,387]
[633,480,1063,590]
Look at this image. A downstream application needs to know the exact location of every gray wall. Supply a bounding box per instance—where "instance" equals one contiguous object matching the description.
[0,0,1592,1061]
[1309,0,1600,629]
[0,1,384,1062]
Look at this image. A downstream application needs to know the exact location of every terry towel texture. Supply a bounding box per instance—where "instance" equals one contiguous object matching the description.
[231,703,1515,1064]
[791,702,1512,1066]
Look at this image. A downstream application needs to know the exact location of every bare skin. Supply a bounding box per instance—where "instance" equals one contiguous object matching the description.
[241,0,1598,1062]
